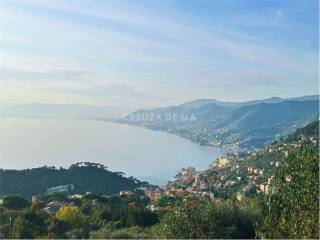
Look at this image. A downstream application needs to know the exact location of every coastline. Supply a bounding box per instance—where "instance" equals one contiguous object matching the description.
[107,118,237,154]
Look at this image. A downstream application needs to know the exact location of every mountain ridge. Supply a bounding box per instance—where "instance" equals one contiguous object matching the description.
[123,95,319,149]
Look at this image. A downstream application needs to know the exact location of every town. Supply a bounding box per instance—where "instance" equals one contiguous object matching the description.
[14,126,316,218]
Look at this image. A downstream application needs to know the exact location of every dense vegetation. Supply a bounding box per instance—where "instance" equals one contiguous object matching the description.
[0,162,145,199]
[205,121,319,200]
[0,191,262,238]
[258,143,319,238]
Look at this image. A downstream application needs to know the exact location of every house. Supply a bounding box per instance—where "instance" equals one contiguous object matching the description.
[149,191,162,201]
[200,182,209,190]
[69,194,83,199]
[225,180,236,186]
[285,175,291,182]
[45,184,74,196]
[259,184,270,194]
[247,166,254,174]
[32,195,41,204]
[182,175,195,186]
[119,190,134,197]
[146,204,160,211]
[167,188,183,197]
[180,167,196,177]
[91,199,99,207]
[216,157,230,168]
[212,182,222,189]
[236,192,244,201]
[242,182,255,193]
[43,201,67,214]
[201,192,215,201]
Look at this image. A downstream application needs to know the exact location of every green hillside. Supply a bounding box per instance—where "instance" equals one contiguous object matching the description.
[0,162,144,199]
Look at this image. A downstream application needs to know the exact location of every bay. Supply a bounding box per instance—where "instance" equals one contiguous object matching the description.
[0,117,228,184]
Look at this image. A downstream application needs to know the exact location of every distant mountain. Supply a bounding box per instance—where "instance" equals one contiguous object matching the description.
[289,95,319,102]
[216,100,318,148]
[218,100,318,130]
[169,95,318,109]
[0,162,145,199]
[123,95,319,149]
[179,99,218,108]
[0,103,124,119]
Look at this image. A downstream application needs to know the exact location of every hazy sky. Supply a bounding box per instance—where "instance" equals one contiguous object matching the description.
[0,0,318,109]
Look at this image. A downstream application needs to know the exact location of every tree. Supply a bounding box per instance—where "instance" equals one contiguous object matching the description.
[42,192,69,203]
[152,196,259,239]
[258,143,319,239]
[89,225,150,239]
[11,216,32,239]
[2,195,30,210]
[47,218,68,238]
[114,205,159,228]
[156,195,176,207]
[56,205,85,229]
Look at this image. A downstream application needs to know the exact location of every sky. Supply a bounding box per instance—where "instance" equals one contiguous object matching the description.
[0,0,318,110]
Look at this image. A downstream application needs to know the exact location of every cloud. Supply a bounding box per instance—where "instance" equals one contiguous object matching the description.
[0,0,317,107]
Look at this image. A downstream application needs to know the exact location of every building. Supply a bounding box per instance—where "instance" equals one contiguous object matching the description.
[201,192,215,201]
[247,166,254,174]
[119,190,134,197]
[32,195,41,204]
[43,201,67,214]
[200,182,209,191]
[148,191,163,201]
[146,204,160,211]
[225,180,236,186]
[69,194,83,199]
[213,157,230,168]
[236,192,244,201]
[259,184,270,194]
[182,175,195,186]
[180,167,196,177]
[45,184,74,196]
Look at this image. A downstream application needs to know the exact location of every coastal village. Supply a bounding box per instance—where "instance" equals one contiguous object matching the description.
[0,122,317,239]
[25,132,318,215]
[161,133,318,202]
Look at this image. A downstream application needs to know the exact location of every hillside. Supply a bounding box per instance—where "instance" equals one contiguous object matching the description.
[0,162,144,199]
[165,120,319,200]
[122,95,319,149]
[219,100,318,130]
[216,100,318,148]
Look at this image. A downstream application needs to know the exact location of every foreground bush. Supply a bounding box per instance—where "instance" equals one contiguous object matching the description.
[152,196,261,239]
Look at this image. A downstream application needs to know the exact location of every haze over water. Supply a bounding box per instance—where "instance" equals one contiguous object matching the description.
[0,117,227,184]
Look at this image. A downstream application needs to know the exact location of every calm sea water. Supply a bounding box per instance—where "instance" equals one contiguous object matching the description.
[0,117,228,184]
